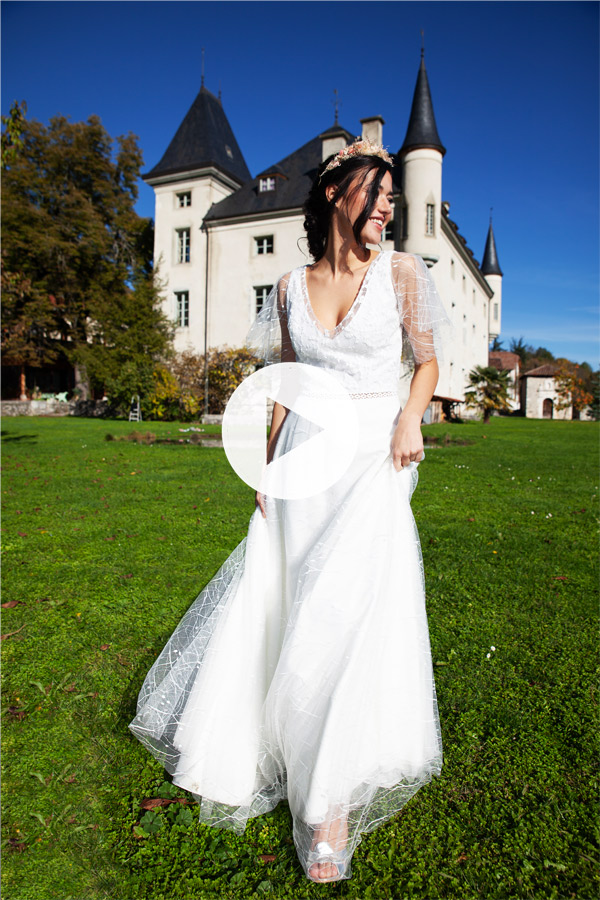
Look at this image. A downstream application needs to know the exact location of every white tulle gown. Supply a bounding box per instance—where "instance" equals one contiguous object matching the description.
[129,250,454,880]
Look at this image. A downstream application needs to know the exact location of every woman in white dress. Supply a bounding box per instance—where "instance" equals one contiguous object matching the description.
[129,138,453,884]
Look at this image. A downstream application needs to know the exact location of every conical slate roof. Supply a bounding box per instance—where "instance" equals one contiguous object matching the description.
[481,221,503,276]
[399,52,446,157]
[144,86,251,184]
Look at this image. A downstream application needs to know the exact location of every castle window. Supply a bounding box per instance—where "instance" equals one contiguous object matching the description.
[462,274,466,292]
[426,204,434,235]
[259,177,276,192]
[494,303,499,321]
[473,289,476,305]
[175,291,189,327]
[383,221,394,242]
[254,285,273,314]
[177,191,191,208]
[176,228,190,263]
[450,259,455,279]
[225,145,233,159]
[255,235,274,255]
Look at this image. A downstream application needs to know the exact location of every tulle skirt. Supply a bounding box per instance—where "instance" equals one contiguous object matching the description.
[128,394,443,879]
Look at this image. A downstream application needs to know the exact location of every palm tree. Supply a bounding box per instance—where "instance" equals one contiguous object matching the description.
[490,337,504,351]
[465,366,512,423]
[509,336,532,367]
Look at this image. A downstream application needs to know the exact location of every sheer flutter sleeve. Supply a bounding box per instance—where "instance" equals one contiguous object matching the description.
[244,272,295,366]
[391,252,454,366]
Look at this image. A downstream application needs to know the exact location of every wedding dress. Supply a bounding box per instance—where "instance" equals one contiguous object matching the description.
[129,250,453,880]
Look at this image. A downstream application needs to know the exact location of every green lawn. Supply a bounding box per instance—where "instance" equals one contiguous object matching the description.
[1,415,598,900]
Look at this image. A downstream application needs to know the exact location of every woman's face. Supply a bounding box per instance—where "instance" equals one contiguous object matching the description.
[335,168,394,245]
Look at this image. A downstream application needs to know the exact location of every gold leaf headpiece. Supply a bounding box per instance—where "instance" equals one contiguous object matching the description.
[318,137,394,183]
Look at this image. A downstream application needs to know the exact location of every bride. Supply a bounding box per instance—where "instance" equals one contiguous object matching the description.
[129,137,453,884]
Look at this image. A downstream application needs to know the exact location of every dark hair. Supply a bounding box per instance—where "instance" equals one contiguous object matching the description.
[302,153,393,262]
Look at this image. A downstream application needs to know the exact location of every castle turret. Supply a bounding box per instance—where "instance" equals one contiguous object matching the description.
[398,51,445,266]
[143,85,250,354]
[481,218,503,340]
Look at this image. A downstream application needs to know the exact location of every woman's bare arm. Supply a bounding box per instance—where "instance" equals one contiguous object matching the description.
[390,357,438,471]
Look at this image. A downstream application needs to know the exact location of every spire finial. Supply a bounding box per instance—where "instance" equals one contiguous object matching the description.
[420,29,425,59]
[489,206,493,224]
[218,80,222,103]
[332,88,341,125]
[201,47,205,88]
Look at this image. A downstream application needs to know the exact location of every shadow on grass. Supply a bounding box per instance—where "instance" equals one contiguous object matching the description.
[1,430,39,443]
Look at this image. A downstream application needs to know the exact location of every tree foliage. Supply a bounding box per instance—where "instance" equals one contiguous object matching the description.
[1,107,173,400]
[140,347,258,421]
[465,365,512,423]
[554,361,594,414]
[1,100,27,169]
[508,336,556,372]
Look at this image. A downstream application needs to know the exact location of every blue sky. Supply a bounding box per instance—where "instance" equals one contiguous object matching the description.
[2,0,599,366]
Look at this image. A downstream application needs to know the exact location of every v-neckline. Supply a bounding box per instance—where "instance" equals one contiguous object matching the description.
[301,252,383,339]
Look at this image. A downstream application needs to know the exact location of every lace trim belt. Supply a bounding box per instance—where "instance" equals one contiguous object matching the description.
[349,390,397,400]
[295,388,401,401]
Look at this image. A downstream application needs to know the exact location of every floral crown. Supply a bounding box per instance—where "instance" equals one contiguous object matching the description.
[318,137,394,183]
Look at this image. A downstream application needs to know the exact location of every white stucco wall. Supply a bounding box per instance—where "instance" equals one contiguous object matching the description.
[401,148,442,264]
[205,214,310,349]
[485,272,502,339]
[152,176,235,354]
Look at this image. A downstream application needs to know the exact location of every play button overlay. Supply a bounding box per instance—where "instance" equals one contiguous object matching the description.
[222,363,359,499]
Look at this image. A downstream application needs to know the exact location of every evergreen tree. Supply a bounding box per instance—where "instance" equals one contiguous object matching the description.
[1,108,172,400]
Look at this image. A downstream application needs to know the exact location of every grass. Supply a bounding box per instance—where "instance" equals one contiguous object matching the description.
[1,415,598,900]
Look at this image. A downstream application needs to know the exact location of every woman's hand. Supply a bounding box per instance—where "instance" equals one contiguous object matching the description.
[255,491,267,518]
[390,412,424,471]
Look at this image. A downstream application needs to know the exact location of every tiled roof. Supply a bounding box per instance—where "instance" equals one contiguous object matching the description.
[489,351,520,371]
[144,86,251,185]
[522,364,558,377]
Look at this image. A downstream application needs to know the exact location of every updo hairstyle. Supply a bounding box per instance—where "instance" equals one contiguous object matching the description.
[302,154,393,262]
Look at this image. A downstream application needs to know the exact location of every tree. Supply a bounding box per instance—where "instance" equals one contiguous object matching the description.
[587,370,600,421]
[490,337,504,351]
[464,365,512,423]
[554,361,594,418]
[1,100,27,169]
[508,336,531,367]
[1,261,59,399]
[77,264,175,413]
[1,108,172,400]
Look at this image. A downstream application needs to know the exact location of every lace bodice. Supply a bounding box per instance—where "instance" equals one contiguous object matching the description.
[245,250,453,395]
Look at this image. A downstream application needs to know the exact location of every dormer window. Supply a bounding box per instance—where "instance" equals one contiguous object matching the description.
[177,191,191,208]
[259,177,276,192]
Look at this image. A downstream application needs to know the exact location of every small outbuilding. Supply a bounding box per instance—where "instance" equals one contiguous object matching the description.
[520,364,572,420]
